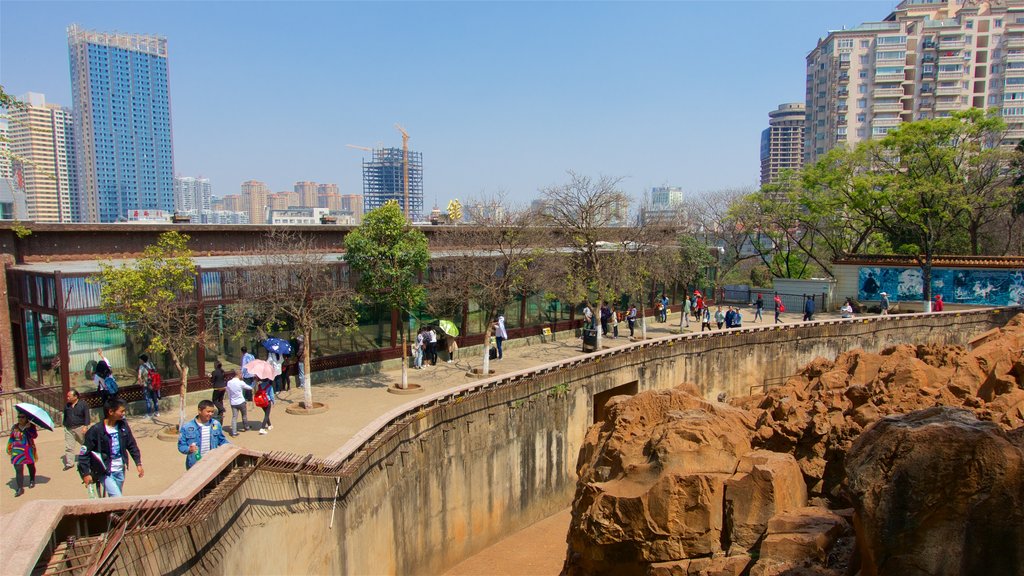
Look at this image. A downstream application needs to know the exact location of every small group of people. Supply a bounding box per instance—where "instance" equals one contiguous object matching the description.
[583,302,638,339]
[413,324,462,367]
[712,306,744,329]
[653,294,670,323]
[90,349,164,420]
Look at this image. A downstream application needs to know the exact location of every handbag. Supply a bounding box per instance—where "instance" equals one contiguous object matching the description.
[254,388,270,408]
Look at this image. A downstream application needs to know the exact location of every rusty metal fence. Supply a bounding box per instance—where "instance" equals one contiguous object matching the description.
[0,385,64,436]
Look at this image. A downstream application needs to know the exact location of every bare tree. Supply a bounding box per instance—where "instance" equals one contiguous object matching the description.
[684,187,759,288]
[222,230,357,410]
[429,193,549,373]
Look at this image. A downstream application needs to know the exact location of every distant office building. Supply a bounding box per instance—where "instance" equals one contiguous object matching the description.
[269,207,332,225]
[241,180,269,224]
[68,25,174,222]
[173,176,212,214]
[362,147,423,219]
[203,210,248,225]
[268,191,299,211]
[219,194,244,213]
[0,118,10,180]
[760,103,806,186]
[341,194,363,221]
[5,93,76,222]
[641,186,684,225]
[466,201,505,223]
[805,0,1024,164]
[294,181,318,207]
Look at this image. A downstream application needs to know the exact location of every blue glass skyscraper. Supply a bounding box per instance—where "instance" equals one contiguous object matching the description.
[68,25,175,222]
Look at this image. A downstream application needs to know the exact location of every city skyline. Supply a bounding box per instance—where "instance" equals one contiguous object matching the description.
[2,1,891,207]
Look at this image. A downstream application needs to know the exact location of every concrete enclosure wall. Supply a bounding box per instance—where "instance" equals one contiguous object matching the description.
[9,309,1018,575]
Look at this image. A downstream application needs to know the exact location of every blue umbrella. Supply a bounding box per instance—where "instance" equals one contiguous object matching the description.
[262,338,293,355]
[15,402,55,431]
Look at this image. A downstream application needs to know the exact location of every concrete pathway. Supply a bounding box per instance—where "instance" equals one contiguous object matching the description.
[0,306,829,516]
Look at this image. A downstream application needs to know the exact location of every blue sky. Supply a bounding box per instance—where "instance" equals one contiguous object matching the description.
[1,1,893,207]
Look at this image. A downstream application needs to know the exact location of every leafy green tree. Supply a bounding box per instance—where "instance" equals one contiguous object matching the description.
[345,201,430,389]
[855,109,1018,307]
[93,232,202,427]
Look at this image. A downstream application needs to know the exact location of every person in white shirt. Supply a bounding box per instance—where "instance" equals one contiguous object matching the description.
[494,315,509,359]
[225,376,253,436]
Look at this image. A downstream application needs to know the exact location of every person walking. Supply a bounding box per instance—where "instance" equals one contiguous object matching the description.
[79,399,144,498]
[715,306,725,330]
[660,294,670,322]
[266,350,284,393]
[178,400,230,470]
[610,305,619,338]
[210,361,227,420]
[754,293,764,323]
[427,327,439,365]
[226,375,253,436]
[413,328,425,370]
[494,315,508,359]
[62,390,89,471]
[256,379,275,435]
[599,302,611,337]
[137,354,160,419]
[701,306,712,332]
[8,411,38,497]
[880,292,890,315]
[774,293,784,324]
[803,295,815,322]
[626,305,637,338]
[681,295,691,328]
[240,346,256,403]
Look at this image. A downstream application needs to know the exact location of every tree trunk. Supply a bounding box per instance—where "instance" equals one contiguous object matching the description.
[400,327,408,390]
[922,257,933,313]
[176,359,189,430]
[302,328,313,408]
[640,302,648,339]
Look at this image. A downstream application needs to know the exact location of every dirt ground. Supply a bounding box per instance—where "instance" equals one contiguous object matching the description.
[444,508,572,576]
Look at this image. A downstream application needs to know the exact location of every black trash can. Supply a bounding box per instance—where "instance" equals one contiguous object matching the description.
[582,328,598,352]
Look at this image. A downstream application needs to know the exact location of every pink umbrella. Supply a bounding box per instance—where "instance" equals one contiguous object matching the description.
[244,359,275,380]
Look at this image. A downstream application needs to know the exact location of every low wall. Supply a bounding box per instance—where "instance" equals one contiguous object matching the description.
[5,308,1018,575]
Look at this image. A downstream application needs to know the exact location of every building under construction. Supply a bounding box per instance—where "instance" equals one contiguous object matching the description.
[362,147,423,220]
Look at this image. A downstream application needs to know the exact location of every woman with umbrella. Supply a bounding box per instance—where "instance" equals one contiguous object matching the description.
[8,409,40,497]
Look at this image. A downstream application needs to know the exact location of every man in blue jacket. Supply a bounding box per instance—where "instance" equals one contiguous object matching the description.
[178,400,230,470]
[803,295,816,322]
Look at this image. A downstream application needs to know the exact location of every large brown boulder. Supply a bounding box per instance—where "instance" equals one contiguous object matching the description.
[724,450,807,553]
[564,387,760,575]
[845,407,1024,576]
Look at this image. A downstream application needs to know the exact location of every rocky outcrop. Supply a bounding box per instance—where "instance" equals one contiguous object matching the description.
[845,407,1024,576]
[731,314,1024,497]
[563,387,811,576]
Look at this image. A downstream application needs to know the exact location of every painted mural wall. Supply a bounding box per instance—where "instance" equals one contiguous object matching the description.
[858,266,1024,306]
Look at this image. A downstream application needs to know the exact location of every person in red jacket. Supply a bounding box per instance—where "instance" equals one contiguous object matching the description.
[934,294,944,312]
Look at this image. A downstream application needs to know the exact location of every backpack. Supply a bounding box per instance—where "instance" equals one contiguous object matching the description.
[104,375,119,395]
[144,363,162,391]
[254,388,270,408]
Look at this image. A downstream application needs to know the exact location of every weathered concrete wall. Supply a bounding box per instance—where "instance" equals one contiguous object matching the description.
[5,309,1018,576]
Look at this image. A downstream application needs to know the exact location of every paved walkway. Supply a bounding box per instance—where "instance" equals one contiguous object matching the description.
[0,306,825,516]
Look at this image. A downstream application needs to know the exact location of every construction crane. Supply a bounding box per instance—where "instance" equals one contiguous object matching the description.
[395,123,410,221]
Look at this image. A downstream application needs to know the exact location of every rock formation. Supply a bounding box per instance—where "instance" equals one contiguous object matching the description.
[563,313,1024,576]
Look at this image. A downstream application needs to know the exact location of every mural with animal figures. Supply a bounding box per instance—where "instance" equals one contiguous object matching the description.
[858,267,1024,306]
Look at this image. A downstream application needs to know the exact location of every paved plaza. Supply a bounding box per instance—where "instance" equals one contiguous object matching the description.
[0,307,829,517]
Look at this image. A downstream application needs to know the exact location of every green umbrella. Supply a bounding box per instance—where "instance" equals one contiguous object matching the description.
[438,319,459,337]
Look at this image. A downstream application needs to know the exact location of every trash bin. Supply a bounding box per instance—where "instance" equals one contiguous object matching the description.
[582,328,598,352]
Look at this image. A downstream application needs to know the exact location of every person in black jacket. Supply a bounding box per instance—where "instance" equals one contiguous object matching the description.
[62,390,90,470]
[78,399,144,497]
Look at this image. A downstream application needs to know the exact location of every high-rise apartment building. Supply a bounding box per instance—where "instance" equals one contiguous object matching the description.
[317,183,338,197]
[760,103,806,186]
[268,191,299,211]
[220,194,244,212]
[340,194,363,221]
[241,180,270,224]
[294,181,318,207]
[6,93,76,222]
[362,147,423,219]
[173,176,212,214]
[68,25,175,222]
[0,118,10,180]
[641,186,684,225]
[806,0,1024,164]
